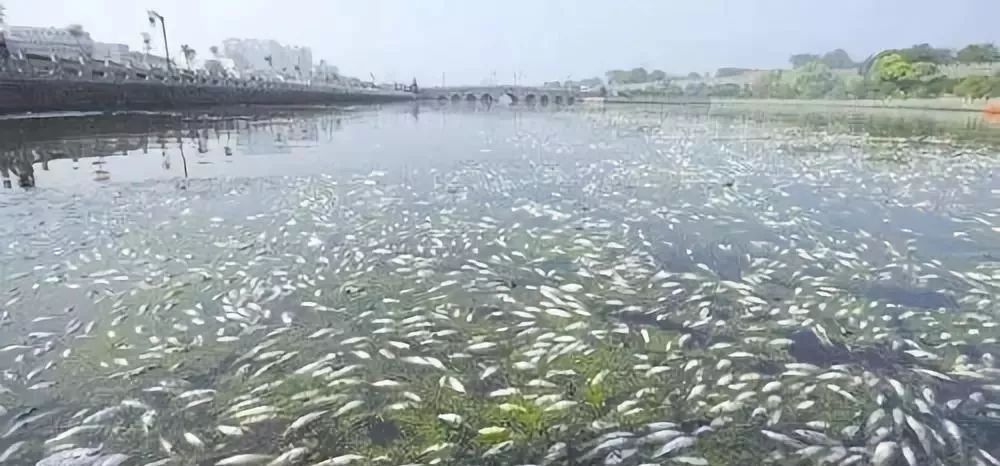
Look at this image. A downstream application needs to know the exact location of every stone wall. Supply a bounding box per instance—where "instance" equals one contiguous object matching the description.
[0,77,413,114]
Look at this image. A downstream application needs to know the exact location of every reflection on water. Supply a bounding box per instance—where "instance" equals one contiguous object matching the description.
[1,104,998,190]
[0,108,354,188]
[1,103,1000,466]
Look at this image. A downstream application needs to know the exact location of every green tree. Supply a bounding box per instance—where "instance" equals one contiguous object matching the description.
[874,54,941,97]
[649,69,667,82]
[683,82,708,97]
[663,83,684,96]
[687,72,701,79]
[898,43,954,64]
[956,43,999,63]
[916,76,955,98]
[790,53,821,68]
[844,76,869,99]
[751,71,796,98]
[792,62,839,98]
[821,49,855,69]
[954,75,994,99]
[628,67,649,83]
[875,53,916,82]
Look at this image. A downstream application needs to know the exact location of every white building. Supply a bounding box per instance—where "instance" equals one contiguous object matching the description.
[222,38,312,78]
[1,25,94,59]
[199,57,239,77]
[124,51,172,70]
[92,42,129,63]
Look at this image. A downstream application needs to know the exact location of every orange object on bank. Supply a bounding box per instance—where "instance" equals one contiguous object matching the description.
[985,101,1000,115]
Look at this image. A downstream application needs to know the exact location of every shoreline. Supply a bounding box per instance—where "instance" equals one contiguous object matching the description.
[0,76,415,115]
[598,96,999,113]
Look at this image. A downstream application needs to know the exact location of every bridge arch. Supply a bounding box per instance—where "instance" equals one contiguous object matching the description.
[524,94,537,105]
[554,95,564,105]
[450,94,461,103]
[540,95,550,106]
[465,93,477,102]
[481,94,493,104]
[436,95,448,102]
[567,96,575,105]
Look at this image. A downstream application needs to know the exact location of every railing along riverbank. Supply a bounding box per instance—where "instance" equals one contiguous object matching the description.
[0,57,414,114]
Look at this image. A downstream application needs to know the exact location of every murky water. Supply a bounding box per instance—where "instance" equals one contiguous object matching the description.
[1,103,1000,466]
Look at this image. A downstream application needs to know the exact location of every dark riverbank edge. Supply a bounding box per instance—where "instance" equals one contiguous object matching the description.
[592,96,1000,113]
[0,77,415,114]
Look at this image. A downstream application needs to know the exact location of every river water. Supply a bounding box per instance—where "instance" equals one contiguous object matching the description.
[0,103,1000,466]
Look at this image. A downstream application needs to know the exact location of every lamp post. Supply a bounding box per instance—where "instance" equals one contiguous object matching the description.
[147,10,172,73]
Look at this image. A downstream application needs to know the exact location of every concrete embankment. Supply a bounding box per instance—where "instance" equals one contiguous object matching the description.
[0,77,414,114]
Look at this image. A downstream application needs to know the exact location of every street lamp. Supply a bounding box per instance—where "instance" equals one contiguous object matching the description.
[147,10,172,73]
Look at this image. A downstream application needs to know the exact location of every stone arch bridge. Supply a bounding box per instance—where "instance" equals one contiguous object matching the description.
[419,86,578,105]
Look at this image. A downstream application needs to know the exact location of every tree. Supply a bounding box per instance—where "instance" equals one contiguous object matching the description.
[957,43,999,63]
[750,71,779,98]
[649,69,667,82]
[790,53,821,68]
[750,70,796,98]
[0,3,6,24]
[180,44,195,69]
[898,43,954,64]
[716,67,752,78]
[875,53,916,82]
[628,67,649,83]
[683,82,708,97]
[663,84,684,96]
[873,53,940,96]
[821,49,855,69]
[793,61,838,98]
[954,75,995,99]
[687,72,701,79]
[844,76,870,99]
[709,83,742,97]
[209,46,220,58]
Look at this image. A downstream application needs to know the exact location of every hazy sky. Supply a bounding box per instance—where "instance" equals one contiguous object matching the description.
[4,0,998,85]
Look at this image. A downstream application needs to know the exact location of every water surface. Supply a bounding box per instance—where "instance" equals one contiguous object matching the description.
[1,103,1000,466]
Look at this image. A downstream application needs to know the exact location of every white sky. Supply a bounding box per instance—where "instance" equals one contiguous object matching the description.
[3,0,998,85]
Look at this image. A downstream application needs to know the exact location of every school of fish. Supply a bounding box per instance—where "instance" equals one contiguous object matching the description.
[1,106,1000,465]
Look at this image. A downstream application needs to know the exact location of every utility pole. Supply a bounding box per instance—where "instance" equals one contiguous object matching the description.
[441,72,445,87]
[148,10,172,73]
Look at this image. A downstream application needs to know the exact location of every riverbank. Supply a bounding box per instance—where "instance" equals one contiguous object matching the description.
[599,96,998,113]
[0,76,414,114]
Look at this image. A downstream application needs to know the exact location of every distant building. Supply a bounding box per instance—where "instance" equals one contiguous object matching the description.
[1,25,94,59]
[92,42,129,63]
[202,57,238,77]
[222,38,312,78]
[124,51,172,70]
